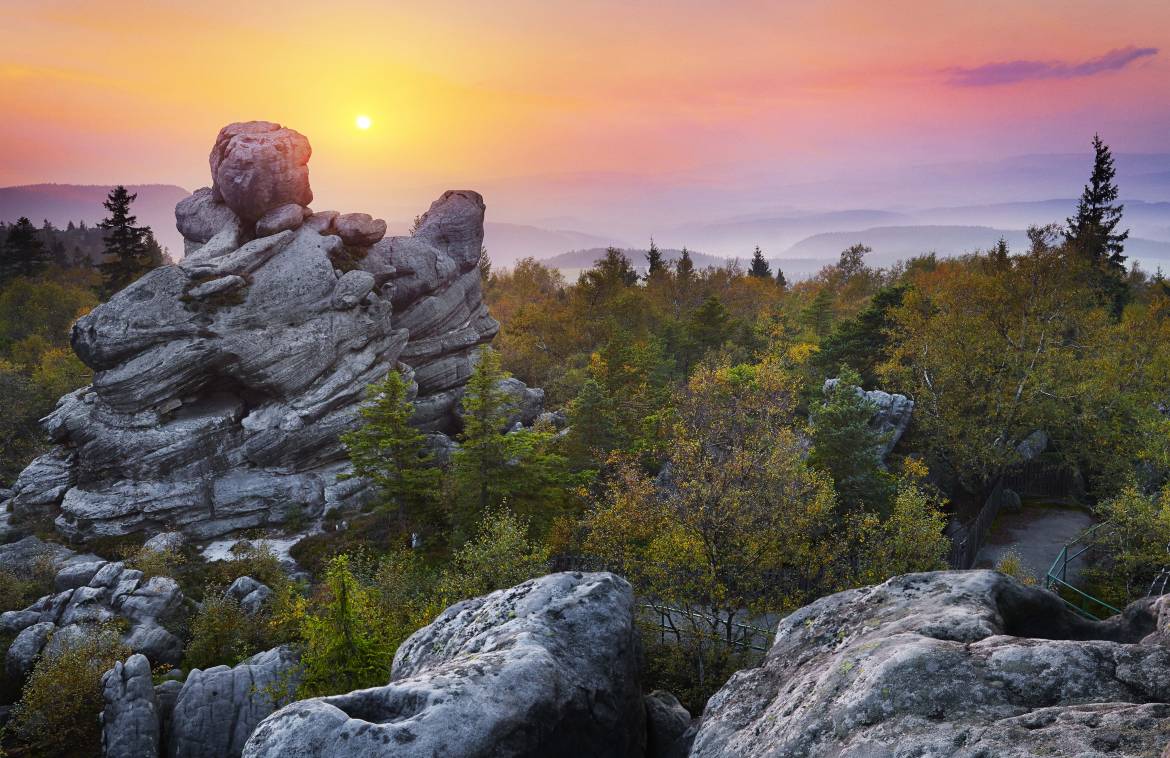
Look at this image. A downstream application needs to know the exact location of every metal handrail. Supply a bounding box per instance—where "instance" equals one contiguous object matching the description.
[1044,521,1122,620]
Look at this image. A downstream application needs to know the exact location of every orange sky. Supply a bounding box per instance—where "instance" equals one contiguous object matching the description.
[2,0,1168,224]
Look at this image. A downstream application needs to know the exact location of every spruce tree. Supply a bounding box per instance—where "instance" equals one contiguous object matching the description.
[775,267,787,290]
[98,186,162,294]
[644,237,666,280]
[1066,135,1129,315]
[340,369,442,540]
[0,217,50,285]
[451,348,517,535]
[675,246,695,281]
[1067,134,1128,270]
[748,245,772,278]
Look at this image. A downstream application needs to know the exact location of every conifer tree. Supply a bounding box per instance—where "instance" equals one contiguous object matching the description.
[98,186,162,294]
[0,217,50,285]
[675,246,695,281]
[1067,134,1128,270]
[748,245,772,278]
[341,369,442,539]
[1066,134,1129,314]
[775,267,787,290]
[644,237,666,280]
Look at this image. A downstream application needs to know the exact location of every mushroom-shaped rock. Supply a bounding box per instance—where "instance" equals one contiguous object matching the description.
[175,187,239,245]
[334,212,386,247]
[255,203,309,237]
[210,121,312,221]
[244,571,645,758]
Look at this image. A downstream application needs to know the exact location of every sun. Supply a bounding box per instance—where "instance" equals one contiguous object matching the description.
[355,115,372,130]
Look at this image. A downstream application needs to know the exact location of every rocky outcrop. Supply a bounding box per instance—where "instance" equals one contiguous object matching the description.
[98,645,299,758]
[2,121,537,541]
[1,556,185,668]
[243,571,645,758]
[691,570,1170,757]
[167,645,300,758]
[102,654,161,758]
[822,378,914,458]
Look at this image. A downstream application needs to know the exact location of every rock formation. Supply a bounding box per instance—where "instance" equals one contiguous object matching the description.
[243,571,646,758]
[3,120,536,541]
[822,378,914,458]
[1,553,186,669]
[101,645,300,758]
[690,570,1170,757]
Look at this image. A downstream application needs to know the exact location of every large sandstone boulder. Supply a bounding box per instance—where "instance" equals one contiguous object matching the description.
[243,572,645,758]
[210,121,312,221]
[691,571,1170,758]
[2,122,536,541]
[168,645,300,758]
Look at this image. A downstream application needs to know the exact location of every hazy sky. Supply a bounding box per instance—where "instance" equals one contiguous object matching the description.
[2,0,1168,227]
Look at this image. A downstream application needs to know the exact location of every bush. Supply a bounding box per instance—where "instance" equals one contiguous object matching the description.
[121,543,185,580]
[994,550,1037,585]
[640,626,755,716]
[295,554,397,698]
[437,506,547,601]
[206,542,287,590]
[1082,484,1170,607]
[8,624,129,757]
[183,590,258,670]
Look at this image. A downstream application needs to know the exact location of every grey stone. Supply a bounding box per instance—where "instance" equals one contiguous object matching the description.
[169,645,300,758]
[187,274,246,299]
[334,212,386,247]
[690,570,1170,758]
[645,690,693,758]
[124,622,183,667]
[102,653,160,758]
[225,575,264,602]
[240,587,272,616]
[1016,429,1050,462]
[143,532,186,553]
[330,270,375,310]
[176,187,240,245]
[5,621,55,681]
[244,572,644,758]
[254,203,308,236]
[0,535,75,576]
[210,121,312,221]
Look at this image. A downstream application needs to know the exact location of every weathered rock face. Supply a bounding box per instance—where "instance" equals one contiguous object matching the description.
[102,654,161,758]
[4,121,521,541]
[243,571,645,758]
[822,378,914,458]
[0,554,186,668]
[167,645,300,758]
[691,571,1170,758]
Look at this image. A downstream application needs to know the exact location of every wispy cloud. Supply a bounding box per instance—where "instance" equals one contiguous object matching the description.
[946,46,1158,87]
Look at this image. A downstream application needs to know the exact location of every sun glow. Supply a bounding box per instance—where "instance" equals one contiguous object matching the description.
[355,115,372,130]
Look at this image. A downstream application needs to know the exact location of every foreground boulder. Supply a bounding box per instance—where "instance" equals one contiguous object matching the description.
[1,121,545,541]
[691,570,1170,758]
[244,571,645,757]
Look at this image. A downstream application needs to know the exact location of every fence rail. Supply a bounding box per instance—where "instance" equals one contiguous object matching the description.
[948,478,1006,569]
[1043,521,1122,620]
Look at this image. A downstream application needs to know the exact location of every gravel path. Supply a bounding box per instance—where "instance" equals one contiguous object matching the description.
[975,501,1096,584]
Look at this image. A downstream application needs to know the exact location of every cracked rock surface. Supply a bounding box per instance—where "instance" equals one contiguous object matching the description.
[690,570,1170,758]
[243,572,645,758]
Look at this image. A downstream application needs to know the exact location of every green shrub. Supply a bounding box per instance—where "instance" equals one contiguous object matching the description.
[183,590,256,670]
[8,624,129,757]
[206,542,287,590]
[295,554,396,698]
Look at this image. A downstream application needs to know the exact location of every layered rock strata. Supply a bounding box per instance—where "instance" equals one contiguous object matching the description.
[4,121,530,540]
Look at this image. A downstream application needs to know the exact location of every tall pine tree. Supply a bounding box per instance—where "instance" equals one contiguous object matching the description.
[644,237,666,280]
[0,217,50,285]
[98,186,163,295]
[1066,135,1129,314]
[748,245,772,278]
[775,267,787,290]
[340,370,442,541]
